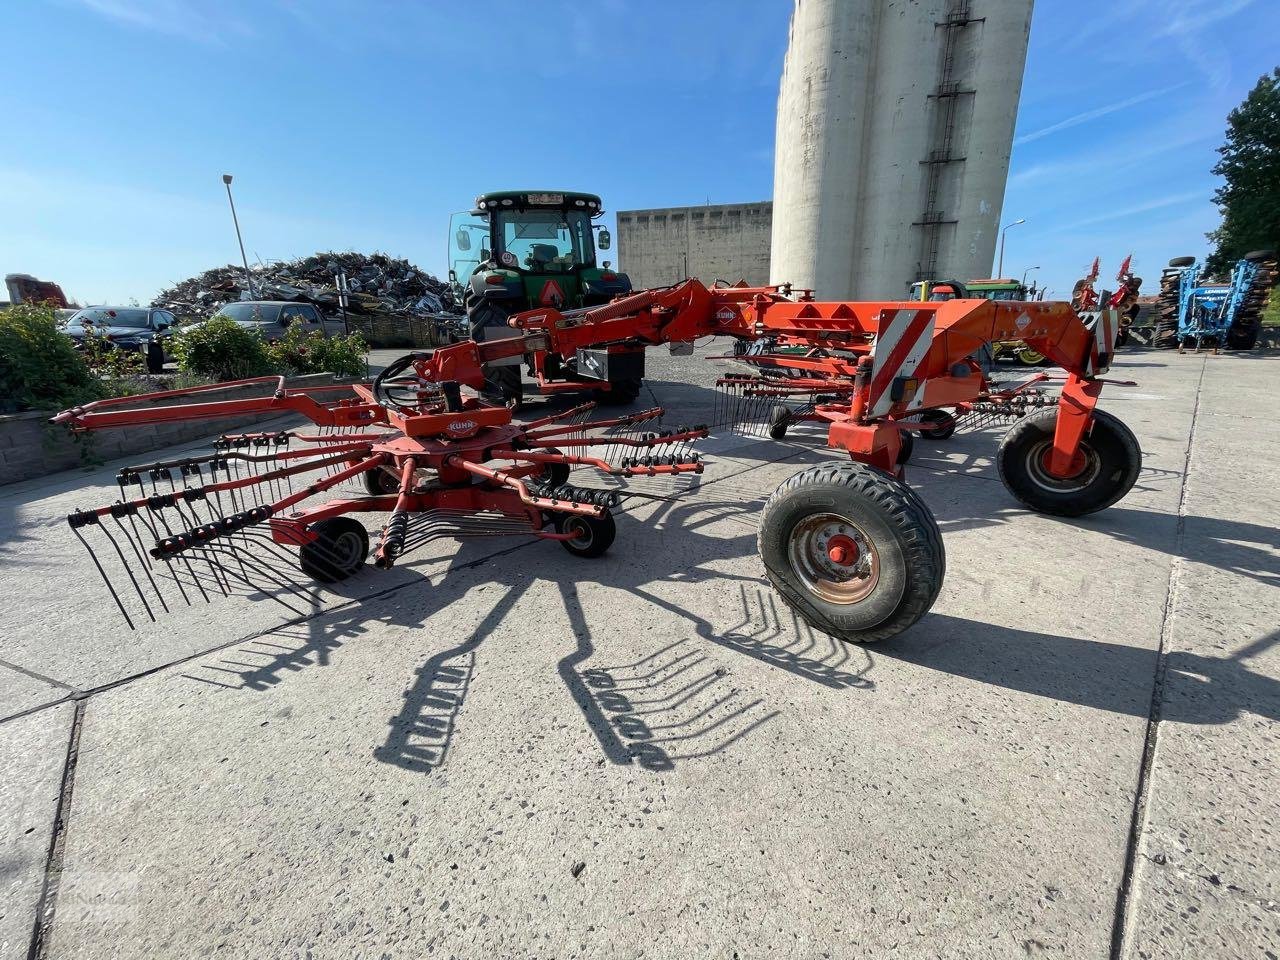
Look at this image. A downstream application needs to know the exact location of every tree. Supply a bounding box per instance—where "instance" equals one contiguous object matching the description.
[1206,68,1280,274]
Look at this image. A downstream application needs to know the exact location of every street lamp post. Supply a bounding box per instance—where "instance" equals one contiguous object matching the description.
[997,218,1026,278]
[222,174,255,300]
[1021,266,1040,287]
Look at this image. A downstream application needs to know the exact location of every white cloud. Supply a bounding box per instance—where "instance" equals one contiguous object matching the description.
[1014,84,1187,146]
[69,0,254,45]
[1055,190,1207,232]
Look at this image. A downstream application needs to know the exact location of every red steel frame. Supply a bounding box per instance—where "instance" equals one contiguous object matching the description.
[55,377,707,558]
[396,280,1121,477]
[55,279,1121,557]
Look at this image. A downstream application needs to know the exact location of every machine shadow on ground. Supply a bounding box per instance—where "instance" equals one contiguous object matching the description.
[179,488,876,778]
[886,615,1280,727]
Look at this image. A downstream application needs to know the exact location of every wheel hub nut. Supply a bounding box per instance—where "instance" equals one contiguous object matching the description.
[826,534,859,567]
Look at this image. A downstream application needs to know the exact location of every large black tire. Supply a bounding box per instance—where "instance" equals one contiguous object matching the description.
[1242,249,1276,263]
[1168,255,1196,268]
[299,517,370,583]
[593,377,642,406]
[997,407,1141,517]
[757,462,945,644]
[554,511,616,558]
[468,300,524,411]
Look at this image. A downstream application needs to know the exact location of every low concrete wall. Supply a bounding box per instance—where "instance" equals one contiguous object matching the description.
[0,374,361,487]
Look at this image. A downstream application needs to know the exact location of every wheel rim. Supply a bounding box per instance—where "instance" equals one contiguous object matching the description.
[1018,348,1044,364]
[328,530,363,569]
[1026,438,1101,491]
[564,517,593,548]
[786,513,880,604]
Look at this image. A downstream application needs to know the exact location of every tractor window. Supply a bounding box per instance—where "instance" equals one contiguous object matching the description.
[496,209,595,274]
[449,211,489,285]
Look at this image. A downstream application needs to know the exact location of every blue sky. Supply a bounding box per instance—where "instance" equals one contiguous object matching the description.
[2,0,1277,304]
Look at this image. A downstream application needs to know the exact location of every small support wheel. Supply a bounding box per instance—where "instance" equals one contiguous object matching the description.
[768,404,791,440]
[299,517,370,583]
[757,462,945,644]
[997,407,1141,517]
[593,378,642,406]
[895,429,914,464]
[363,465,402,497]
[917,409,956,440]
[538,448,571,489]
[554,511,616,558]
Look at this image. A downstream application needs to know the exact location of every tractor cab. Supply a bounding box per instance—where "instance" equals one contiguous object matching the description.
[907,279,971,302]
[448,191,632,314]
[446,190,639,410]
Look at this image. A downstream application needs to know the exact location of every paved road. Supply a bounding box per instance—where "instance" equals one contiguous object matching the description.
[1,349,1276,958]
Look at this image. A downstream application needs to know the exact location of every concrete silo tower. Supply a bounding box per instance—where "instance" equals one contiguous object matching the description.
[770,0,1034,299]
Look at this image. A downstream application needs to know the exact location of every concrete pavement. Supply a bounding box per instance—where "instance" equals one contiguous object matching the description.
[1,348,1276,958]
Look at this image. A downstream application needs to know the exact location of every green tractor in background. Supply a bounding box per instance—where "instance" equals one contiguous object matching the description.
[909,277,1049,366]
[448,191,635,409]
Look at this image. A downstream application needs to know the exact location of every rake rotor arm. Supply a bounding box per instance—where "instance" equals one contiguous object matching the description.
[52,377,382,432]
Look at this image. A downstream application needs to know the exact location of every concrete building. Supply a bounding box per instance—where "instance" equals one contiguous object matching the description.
[771,0,1034,299]
[616,202,773,290]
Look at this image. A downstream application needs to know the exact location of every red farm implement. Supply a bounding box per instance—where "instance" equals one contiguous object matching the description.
[54,279,1139,644]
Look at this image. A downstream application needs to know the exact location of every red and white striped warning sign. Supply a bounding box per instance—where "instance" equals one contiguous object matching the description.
[867,309,936,417]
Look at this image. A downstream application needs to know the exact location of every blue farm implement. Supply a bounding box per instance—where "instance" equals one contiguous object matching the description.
[1156,250,1277,352]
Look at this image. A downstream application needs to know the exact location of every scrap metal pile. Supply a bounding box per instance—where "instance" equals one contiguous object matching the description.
[54,278,1140,647]
[150,252,458,320]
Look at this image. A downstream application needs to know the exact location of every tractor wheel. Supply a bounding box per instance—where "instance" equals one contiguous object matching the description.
[1016,345,1046,366]
[768,404,791,440]
[555,511,616,558]
[1242,249,1276,263]
[917,409,956,441]
[757,462,945,644]
[593,377,642,406]
[468,300,524,412]
[299,517,370,583]
[997,407,1141,517]
[363,465,402,497]
[1168,255,1196,268]
[896,429,914,464]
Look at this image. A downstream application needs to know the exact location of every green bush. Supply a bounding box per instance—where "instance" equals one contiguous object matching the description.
[0,304,103,413]
[169,317,271,381]
[266,324,368,379]
[1263,284,1280,328]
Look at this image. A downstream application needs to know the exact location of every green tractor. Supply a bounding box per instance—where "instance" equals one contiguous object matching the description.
[448,190,636,409]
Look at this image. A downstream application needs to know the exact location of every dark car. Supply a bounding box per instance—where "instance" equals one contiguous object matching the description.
[203,301,348,341]
[63,306,176,373]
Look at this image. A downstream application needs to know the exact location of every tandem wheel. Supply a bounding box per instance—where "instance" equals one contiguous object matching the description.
[757,462,945,644]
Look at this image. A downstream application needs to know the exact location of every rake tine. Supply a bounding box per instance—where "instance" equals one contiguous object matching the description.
[151,509,201,605]
[112,515,170,614]
[71,525,136,630]
[97,520,155,623]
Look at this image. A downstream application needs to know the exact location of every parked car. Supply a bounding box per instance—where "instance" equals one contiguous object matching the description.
[62,306,176,373]
[202,301,349,341]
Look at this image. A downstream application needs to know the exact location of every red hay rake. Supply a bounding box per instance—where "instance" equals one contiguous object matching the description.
[55,374,706,629]
[54,279,1141,644]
